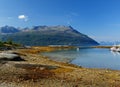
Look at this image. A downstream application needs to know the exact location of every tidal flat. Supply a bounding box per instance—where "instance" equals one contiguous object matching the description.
[0,46,120,87]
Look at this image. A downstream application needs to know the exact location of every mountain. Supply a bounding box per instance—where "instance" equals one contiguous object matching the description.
[0,25,20,34]
[100,41,120,46]
[1,25,99,46]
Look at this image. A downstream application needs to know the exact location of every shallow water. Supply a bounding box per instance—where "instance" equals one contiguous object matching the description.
[42,48,120,70]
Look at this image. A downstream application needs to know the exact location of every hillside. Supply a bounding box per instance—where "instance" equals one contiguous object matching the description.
[1,25,99,46]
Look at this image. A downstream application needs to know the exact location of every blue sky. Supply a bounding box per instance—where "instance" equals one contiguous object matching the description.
[0,0,120,42]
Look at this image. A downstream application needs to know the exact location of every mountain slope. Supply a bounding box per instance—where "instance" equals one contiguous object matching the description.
[0,25,20,34]
[1,25,99,46]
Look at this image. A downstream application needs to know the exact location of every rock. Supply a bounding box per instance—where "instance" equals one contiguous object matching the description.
[0,52,24,61]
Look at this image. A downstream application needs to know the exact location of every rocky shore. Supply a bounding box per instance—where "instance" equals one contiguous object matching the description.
[0,46,120,87]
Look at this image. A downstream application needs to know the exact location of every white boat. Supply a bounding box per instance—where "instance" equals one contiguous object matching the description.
[110,45,120,52]
[116,48,120,52]
[110,46,117,51]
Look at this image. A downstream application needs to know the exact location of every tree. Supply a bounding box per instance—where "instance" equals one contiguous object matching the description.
[0,41,4,46]
[6,39,13,45]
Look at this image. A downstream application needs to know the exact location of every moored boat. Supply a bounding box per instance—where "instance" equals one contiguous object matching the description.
[110,45,120,52]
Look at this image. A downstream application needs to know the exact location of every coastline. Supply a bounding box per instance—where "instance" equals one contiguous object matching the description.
[91,46,112,48]
[0,46,120,87]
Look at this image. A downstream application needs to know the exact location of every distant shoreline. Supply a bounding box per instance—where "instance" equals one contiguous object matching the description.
[91,45,112,48]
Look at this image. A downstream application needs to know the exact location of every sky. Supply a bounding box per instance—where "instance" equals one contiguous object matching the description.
[0,0,120,42]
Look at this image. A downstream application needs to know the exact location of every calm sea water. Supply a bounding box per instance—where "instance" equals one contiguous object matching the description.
[42,48,120,70]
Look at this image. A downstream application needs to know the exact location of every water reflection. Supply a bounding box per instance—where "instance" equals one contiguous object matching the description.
[76,48,80,51]
[111,51,120,56]
[41,50,78,63]
[42,48,120,70]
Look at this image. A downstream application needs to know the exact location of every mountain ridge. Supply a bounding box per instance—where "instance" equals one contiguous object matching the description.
[0,25,99,46]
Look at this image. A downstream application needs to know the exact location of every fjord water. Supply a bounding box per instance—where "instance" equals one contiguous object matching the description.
[42,48,120,70]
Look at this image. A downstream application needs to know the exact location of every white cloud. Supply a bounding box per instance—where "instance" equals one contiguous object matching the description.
[65,12,79,25]
[18,15,28,21]
[67,19,72,25]
[70,12,79,16]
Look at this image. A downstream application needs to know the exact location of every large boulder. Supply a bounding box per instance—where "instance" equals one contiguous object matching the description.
[0,52,24,61]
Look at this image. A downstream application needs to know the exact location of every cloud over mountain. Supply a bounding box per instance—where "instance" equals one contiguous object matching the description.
[18,15,28,21]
